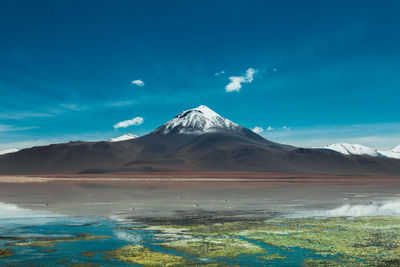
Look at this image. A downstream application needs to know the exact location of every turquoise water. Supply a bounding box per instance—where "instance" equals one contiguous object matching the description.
[0,216,133,266]
[0,214,340,266]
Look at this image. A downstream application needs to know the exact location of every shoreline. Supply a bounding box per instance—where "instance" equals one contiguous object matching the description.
[1,172,400,184]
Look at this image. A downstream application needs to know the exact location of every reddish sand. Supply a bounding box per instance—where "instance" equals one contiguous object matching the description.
[1,172,400,185]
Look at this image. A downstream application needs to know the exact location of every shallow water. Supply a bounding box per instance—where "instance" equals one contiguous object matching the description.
[0,212,341,266]
[0,182,400,266]
[0,216,131,266]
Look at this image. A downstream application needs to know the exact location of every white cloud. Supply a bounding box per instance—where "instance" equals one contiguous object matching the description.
[0,124,37,132]
[60,103,84,111]
[252,126,264,134]
[106,100,133,107]
[267,126,274,131]
[114,117,144,129]
[131,80,145,86]
[214,70,225,76]
[0,112,53,120]
[282,126,291,131]
[225,68,258,92]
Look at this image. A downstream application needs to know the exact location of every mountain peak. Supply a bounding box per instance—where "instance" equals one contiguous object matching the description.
[154,105,240,135]
[192,104,216,114]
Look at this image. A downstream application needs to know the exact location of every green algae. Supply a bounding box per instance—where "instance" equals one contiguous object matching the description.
[80,250,97,257]
[57,258,70,264]
[68,263,101,267]
[121,216,400,266]
[302,258,357,266]
[256,253,286,260]
[163,237,266,258]
[109,244,192,266]
[9,233,110,247]
[0,235,29,241]
[11,240,58,247]
[240,216,400,265]
[41,248,56,253]
[0,248,13,258]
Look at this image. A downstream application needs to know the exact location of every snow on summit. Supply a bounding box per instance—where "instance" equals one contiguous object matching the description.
[156,105,240,134]
[380,145,400,159]
[321,143,400,159]
[322,143,381,157]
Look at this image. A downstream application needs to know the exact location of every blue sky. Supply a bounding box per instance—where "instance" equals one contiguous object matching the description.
[0,0,399,151]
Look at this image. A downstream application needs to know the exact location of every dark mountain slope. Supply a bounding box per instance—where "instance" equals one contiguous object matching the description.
[1,105,400,175]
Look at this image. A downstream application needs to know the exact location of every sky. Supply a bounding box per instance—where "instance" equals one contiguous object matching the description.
[0,0,399,151]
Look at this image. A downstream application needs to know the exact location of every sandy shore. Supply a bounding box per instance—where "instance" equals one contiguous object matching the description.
[1,172,400,184]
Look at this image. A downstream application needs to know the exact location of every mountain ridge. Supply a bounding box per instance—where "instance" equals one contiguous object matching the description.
[0,105,400,175]
[320,143,400,159]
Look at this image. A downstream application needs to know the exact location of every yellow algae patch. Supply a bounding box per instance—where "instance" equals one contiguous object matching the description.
[240,216,400,265]
[164,237,265,258]
[80,250,97,257]
[9,233,110,247]
[11,240,58,247]
[136,216,400,265]
[256,254,286,260]
[109,244,190,266]
[68,264,101,267]
[0,248,13,258]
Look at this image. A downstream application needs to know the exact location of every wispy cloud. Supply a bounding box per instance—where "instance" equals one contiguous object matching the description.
[252,126,264,134]
[114,117,144,129]
[106,100,134,107]
[214,70,225,76]
[225,68,258,92]
[60,103,85,111]
[0,124,37,132]
[131,79,145,86]
[267,126,274,131]
[0,112,53,120]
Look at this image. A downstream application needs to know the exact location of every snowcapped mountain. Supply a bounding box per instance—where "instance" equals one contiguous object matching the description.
[0,148,18,155]
[321,143,400,159]
[380,145,400,159]
[153,105,242,135]
[109,133,139,142]
[321,143,382,157]
[1,104,400,175]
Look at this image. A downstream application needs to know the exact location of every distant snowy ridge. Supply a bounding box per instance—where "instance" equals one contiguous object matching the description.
[109,133,139,142]
[320,143,400,159]
[0,148,18,155]
[155,105,241,134]
[321,143,381,157]
[379,145,400,159]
